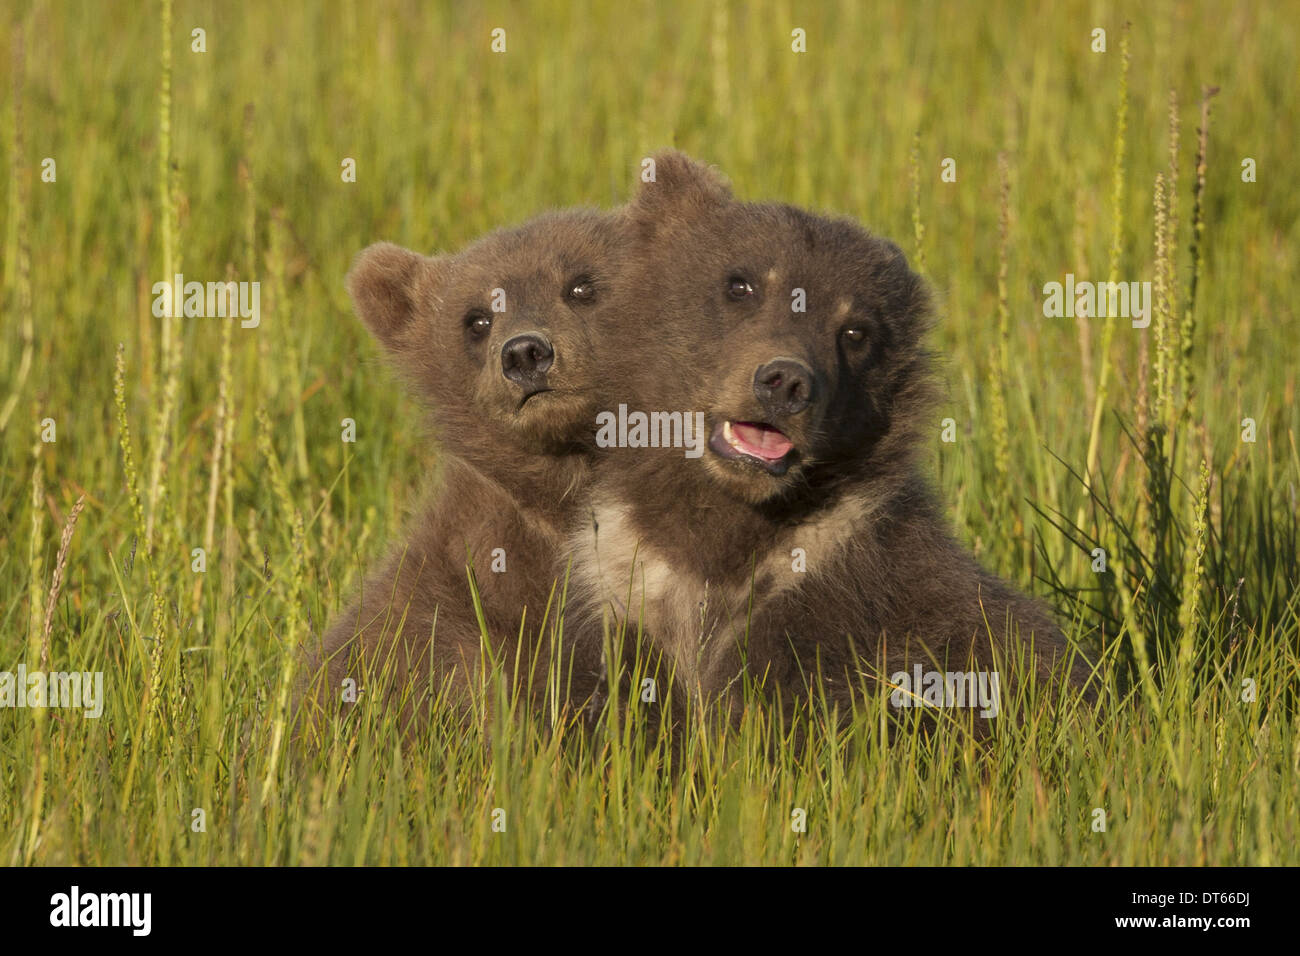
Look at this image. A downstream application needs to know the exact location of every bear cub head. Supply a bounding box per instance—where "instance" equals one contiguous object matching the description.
[347,209,627,457]
[618,152,934,507]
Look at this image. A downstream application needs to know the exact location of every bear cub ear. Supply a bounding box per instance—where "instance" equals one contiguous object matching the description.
[633,149,732,224]
[346,242,440,351]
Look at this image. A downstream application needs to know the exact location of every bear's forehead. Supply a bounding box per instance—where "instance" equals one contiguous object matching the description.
[706,207,892,282]
[451,246,595,286]
[491,213,619,250]
[466,227,617,269]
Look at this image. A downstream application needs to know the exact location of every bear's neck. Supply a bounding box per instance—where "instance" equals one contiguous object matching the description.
[451,440,591,535]
[592,440,924,581]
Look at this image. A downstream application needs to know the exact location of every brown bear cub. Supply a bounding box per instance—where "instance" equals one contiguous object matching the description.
[571,151,1092,729]
[299,210,626,737]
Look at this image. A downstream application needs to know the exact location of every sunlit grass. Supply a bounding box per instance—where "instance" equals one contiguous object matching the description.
[0,0,1296,865]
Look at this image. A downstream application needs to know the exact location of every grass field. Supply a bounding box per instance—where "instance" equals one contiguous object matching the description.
[1,0,1297,865]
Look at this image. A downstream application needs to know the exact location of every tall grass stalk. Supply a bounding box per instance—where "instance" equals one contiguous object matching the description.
[1080,22,1131,521]
[0,26,34,435]
[145,0,180,547]
[910,131,927,276]
[988,152,1014,534]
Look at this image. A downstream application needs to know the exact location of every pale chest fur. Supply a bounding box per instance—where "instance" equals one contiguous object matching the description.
[568,490,876,691]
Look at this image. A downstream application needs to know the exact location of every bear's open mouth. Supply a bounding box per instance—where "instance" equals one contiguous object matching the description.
[709,420,795,474]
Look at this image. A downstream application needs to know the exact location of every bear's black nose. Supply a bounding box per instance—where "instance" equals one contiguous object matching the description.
[754,358,814,416]
[501,333,554,384]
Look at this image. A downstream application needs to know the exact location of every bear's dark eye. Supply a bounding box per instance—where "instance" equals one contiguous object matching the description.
[842,327,867,345]
[465,309,493,338]
[566,276,597,303]
[727,276,755,300]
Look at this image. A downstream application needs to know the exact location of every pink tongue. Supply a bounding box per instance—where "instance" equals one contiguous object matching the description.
[732,422,793,461]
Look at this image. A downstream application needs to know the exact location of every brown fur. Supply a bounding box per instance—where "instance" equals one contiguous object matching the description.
[569,151,1093,729]
[299,210,629,736]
